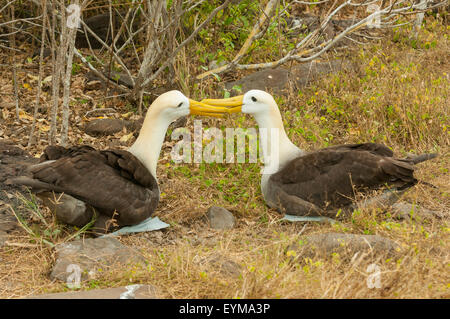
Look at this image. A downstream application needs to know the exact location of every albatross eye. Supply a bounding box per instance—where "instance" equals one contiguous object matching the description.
[251,96,257,102]
[177,102,183,108]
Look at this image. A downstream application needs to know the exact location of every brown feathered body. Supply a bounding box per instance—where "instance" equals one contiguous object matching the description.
[20,145,159,226]
[267,143,433,215]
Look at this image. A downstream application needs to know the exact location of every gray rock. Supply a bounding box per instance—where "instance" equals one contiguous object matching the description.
[38,192,94,227]
[0,140,39,224]
[84,70,135,89]
[0,209,18,233]
[24,284,159,299]
[194,253,242,278]
[50,237,146,282]
[0,230,7,247]
[290,60,353,88]
[288,232,400,259]
[224,68,290,95]
[207,253,242,278]
[169,116,188,131]
[224,60,353,96]
[392,202,444,220]
[207,206,235,230]
[83,118,137,136]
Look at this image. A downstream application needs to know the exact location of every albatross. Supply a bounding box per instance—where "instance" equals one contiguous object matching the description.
[201,89,437,218]
[11,90,231,233]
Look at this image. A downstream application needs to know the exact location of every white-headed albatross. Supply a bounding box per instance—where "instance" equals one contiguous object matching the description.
[201,89,437,218]
[11,90,232,233]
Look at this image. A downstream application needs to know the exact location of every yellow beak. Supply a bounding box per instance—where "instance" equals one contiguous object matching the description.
[200,95,244,114]
[189,99,240,117]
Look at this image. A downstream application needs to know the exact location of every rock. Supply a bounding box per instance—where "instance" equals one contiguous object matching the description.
[32,47,53,59]
[288,232,400,259]
[37,192,94,227]
[0,140,39,228]
[50,237,146,282]
[290,60,352,88]
[207,253,242,278]
[24,284,159,299]
[392,202,445,220]
[194,253,242,278]
[224,60,353,96]
[169,116,188,131]
[83,118,137,136]
[84,69,135,90]
[0,209,18,233]
[225,68,290,95]
[207,206,235,230]
[75,12,127,49]
[0,230,7,247]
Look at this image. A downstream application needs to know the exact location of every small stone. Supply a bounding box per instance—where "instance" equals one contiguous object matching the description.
[0,211,18,233]
[207,253,242,278]
[207,206,235,230]
[50,237,146,283]
[222,60,353,96]
[288,232,400,259]
[193,253,242,278]
[83,118,135,136]
[224,68,290,95]
[392,202,444,220]
[24,284,159,299]
[38,192,94,227]
[0,230,7,247]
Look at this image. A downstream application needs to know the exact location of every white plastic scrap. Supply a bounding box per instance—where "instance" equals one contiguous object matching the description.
[101,216,170,237]
[281,214,336,224]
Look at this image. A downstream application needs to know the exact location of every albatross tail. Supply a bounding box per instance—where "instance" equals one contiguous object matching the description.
[405,153,439,189]
[7,176,66,193]
[406,153,438,164]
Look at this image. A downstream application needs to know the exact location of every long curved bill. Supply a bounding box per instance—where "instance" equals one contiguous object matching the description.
[189,99,239,117]
[200,95,243,114]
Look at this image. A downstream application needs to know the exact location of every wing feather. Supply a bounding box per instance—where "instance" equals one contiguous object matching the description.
[271,143,416,209]
[17,146,159,226]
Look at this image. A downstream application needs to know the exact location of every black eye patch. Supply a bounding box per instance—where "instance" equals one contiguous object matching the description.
[251,96,257,102]
[177,102,183,107]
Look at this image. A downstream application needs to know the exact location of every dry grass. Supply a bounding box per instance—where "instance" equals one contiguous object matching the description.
[0,17,449,298]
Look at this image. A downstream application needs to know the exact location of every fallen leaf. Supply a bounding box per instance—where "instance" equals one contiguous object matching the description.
[121,112,133,119]
[119,132,134,142]
[42,75,52,83]
[19,110,33,121]
[27,74,39,82]
[38,124,50,132]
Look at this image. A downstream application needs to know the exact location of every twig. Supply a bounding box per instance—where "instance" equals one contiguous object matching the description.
[9,4,19,121]
[61,0,79,146]
[28,0,48,147]
[134,0,233,96]
[197,0,279,80]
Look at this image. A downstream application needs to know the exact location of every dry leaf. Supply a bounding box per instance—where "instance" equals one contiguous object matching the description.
[19,110,33,121]
[121,112,133,119]
[119,132,134,142]
[38,124,50,132]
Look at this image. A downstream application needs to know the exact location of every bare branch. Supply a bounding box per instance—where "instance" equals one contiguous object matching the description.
[28,0,48,147]
[197,0,279,80]
[133,0,233,97]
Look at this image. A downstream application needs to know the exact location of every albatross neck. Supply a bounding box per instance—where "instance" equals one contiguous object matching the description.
[128,108,170,179]
[253,107,303,174]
